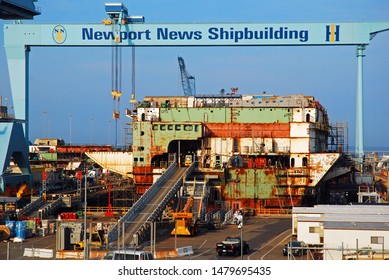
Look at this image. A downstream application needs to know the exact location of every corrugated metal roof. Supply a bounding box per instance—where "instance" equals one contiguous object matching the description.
[293,204,389,215]
[324,221,389,230]
[298,214,389,223]
[294,204,389,231]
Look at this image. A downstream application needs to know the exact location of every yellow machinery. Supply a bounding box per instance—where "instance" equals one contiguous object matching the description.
[74,229,105,250]
[184,154,193,167]
[171,197,198,236]
[0,225,10,241]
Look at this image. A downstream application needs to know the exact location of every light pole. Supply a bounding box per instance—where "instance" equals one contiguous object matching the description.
[69,113,72,145]
[43,110,47,138]
[241,225,243,259]
[90,117,94,145]
[174,219,177,250]
[6,241,10,260]
[83,170,87,260]
[108,120,111,145]
[150,221,156,256]
[237,212,243,260]
[48,121,51,138]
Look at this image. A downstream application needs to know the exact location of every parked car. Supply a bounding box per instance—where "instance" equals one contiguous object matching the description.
[216,236,249,256]
[343,247,389,260]
[283,241,307,256]
[104,250,154,260]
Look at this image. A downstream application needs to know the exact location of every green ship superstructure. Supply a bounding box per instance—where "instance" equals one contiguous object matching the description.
[127,93,343,212]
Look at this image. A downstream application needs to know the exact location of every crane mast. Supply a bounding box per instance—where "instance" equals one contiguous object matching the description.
[178,56,196,96]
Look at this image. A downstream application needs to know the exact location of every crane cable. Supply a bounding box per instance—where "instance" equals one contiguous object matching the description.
[131,45,135,102]
[111,22,122,147]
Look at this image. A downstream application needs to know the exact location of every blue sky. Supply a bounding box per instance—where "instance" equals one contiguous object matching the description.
[1,0,388,150]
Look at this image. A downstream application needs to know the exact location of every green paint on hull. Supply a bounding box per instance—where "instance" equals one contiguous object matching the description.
[225,169,277,199]
[159,107,291,123]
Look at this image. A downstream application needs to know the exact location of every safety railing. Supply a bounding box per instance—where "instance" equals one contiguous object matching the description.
[18,196,44,217]
[39,197,63,219]
[107,161,179,244]
[130,161,197,245]
[145,161,195,223]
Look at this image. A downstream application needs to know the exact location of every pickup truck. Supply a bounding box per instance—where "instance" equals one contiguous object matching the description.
[215,236,249,256]
[343,247,389,260]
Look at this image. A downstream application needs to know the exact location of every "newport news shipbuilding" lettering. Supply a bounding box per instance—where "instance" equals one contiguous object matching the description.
[81,26,309,43]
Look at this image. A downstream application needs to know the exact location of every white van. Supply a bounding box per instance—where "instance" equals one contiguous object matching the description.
[104,250,154,260]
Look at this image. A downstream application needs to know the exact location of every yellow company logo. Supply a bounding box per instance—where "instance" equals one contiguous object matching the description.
[52,25,67,44]
[325,24,340,42]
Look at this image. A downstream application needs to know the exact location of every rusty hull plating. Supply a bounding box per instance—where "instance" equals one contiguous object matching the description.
[127,93,343,213]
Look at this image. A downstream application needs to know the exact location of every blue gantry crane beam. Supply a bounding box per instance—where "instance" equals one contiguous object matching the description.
[178,56,196,96]
[1,1,389,194]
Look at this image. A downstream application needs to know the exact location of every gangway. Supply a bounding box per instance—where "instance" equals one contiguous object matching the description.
[18,194,79,219]
[18,196,44,217]
[25,199,60,220]
[107,161,196,246]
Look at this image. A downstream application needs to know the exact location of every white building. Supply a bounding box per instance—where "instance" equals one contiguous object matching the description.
[292,205,389,260]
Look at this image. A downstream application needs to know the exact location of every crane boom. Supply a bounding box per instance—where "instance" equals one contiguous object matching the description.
[178,56,196,96]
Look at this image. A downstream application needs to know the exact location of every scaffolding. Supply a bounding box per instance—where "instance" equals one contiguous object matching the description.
[328,121,348,154]
[123,122,132,150]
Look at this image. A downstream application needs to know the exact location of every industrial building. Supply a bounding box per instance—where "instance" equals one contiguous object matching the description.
[292,204,389,260]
